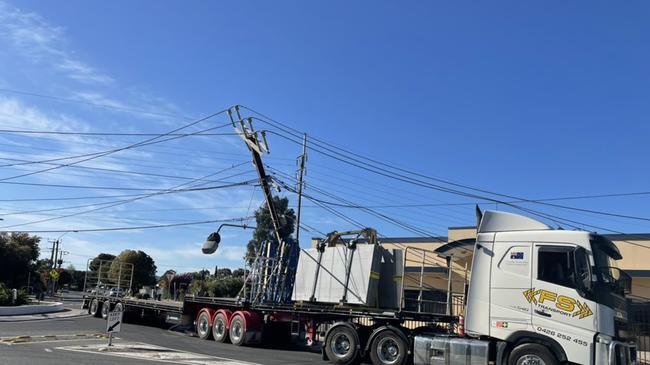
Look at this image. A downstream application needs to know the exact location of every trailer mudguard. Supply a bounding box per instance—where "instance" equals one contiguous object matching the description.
[213,309,232,329]
[196,307,216,326]
[232,310,262,344]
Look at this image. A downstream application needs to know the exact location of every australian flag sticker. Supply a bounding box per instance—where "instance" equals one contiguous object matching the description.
[511,252,524,260]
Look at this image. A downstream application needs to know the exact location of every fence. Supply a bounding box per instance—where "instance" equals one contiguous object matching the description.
[630,296,650,364]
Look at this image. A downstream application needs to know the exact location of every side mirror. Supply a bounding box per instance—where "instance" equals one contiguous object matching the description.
[573,247,593,294]
[202,232,221,254]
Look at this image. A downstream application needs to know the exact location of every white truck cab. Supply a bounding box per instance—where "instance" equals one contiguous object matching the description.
[465,210,635,365]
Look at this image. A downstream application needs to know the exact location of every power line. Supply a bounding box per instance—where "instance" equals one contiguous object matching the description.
[0,129,239,137]
[0,113,231,173]
[241,107,650,228]
[0,171,254,191]
[0,217,253,233]
[0,163,256,229]
[0,156,252,185]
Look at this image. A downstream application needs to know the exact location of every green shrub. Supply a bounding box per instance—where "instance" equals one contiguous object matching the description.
[189,276,243,298]
[0,283,28,306]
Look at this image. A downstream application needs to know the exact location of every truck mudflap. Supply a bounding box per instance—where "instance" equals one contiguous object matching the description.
[413,335,490,365]
[595,338,637,365]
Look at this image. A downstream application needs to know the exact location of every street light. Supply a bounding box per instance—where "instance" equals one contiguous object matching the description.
[202,224,256,254]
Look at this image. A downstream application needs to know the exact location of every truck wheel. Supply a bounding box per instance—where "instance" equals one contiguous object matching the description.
[325,325,359,365]
[89,298,101,317]
[213,313,229,343]
[101,300,111,319]
[508,343,558,365]
[114,302,124,312]
[196,311,212,340]
[229,314,246,346]
[369,330,407,365]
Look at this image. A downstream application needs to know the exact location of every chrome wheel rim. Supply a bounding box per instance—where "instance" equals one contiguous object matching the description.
[198,315,209,337]
[516,354,546,365]
[215,318,225,338]
[231,320,243,343]
[331,333,351,358]
[376,337,399,364]
[101,303,109,317]
[90,299,98,314]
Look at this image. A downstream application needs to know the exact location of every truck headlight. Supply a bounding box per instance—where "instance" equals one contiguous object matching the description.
[596,334,613,345]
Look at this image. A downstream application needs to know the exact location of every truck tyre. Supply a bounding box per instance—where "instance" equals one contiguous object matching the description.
[101,300,111,319]
[89,298,101,317]
[325,325,359,365]
[213,312,229,343]
[508,343,558,365]
[196,311,213,340]
[229,314,246,346]
[369,330,407,365]
[114,302,124,312]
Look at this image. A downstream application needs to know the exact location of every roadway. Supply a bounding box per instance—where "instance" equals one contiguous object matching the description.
[0,292,321,365]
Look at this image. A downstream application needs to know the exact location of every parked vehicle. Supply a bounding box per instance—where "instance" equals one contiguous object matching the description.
[107,287,124,297]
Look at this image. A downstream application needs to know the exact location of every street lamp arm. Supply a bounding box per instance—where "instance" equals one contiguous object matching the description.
[202,224,257,255]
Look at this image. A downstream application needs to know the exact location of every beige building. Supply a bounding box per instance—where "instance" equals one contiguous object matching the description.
[311,226,650,313]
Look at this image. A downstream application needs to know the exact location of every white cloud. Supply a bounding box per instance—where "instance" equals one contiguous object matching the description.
[0,1,113,85]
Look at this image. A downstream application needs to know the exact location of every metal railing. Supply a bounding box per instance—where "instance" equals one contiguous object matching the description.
[83,258,134,296]
[399,247,467,316]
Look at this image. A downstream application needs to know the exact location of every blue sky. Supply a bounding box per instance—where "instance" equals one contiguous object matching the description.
[0,1,649,274]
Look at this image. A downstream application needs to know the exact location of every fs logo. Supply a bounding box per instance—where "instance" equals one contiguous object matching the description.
[523,288,593,319]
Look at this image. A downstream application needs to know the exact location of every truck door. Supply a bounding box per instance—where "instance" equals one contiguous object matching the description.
[489,242,533,339]
[531,244,597,364]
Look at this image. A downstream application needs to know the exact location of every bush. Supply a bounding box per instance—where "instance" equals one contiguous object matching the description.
[0,283,28,306]
[189,276,243,298]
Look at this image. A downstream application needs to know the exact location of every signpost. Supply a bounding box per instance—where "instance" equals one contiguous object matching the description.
[106,310,123,346]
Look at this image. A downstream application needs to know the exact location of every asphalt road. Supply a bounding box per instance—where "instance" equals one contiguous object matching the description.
[0,294,321,365]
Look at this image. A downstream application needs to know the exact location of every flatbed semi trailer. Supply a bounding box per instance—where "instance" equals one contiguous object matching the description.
[83,211,637,365]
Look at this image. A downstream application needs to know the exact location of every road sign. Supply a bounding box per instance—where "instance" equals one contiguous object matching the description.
[49,270,59,280]
[106,310,123,334]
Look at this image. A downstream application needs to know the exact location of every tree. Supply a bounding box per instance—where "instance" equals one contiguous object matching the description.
[246,197,296,262]
[0,232,40,288]
[108,250,156,290]
[216,268,232,278]
[57,269,72,286]
[89,253,116,271]
[232,268,246,278]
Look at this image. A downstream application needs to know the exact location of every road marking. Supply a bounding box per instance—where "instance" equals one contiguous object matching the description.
[56,342,260,365]
[0,333,112,345]
[44,348,53,352]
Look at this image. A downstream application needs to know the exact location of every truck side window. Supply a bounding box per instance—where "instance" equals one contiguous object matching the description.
[537,246,575,289]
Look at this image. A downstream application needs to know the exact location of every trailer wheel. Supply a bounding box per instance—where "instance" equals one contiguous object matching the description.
[213,313,229,343]
[325,325,359,365]
[369,330,407,365]
[229,314,246,346]
[508,343,558,365]
[114,302,124,312]
[101,300,111,319]
[89,298,101,317]
[196,311,213,340]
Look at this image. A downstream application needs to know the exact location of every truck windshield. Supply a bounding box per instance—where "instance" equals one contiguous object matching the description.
[590,235,631,295]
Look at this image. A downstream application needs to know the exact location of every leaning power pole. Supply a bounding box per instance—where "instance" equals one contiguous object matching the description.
[229,106,295,303]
